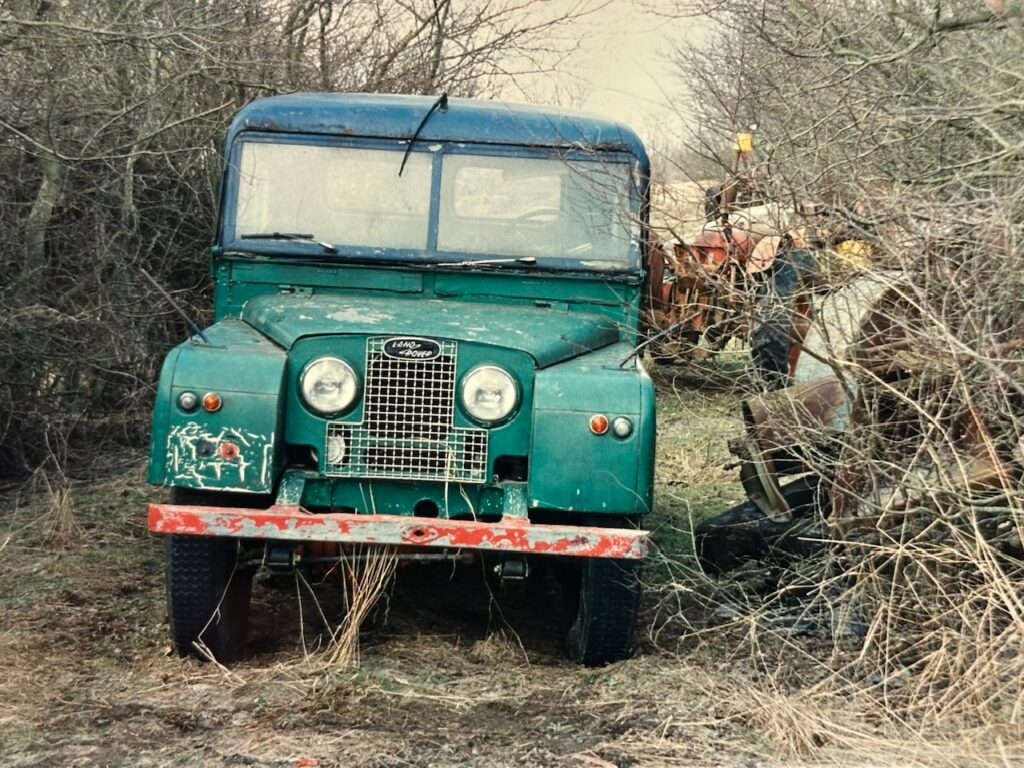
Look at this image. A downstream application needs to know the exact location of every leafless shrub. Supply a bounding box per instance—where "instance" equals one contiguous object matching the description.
[29,431,81,547]
[0,0,586,480]
[661,0,1024,747]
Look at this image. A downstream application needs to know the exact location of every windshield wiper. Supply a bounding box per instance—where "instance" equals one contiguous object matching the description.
[399,93,447,177]
[435,256,538,268]
[239,232,337,254]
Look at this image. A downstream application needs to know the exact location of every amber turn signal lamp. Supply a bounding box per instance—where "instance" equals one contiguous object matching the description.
[589,414,609,435]
[202,392,222,412]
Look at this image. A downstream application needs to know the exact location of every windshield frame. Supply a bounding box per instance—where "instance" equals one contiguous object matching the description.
[218,131,644,274]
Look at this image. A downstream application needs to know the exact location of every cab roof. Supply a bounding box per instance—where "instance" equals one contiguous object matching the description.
[225,92,648,167]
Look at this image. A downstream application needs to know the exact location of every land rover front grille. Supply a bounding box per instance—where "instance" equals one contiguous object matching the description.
[324,337,488,483]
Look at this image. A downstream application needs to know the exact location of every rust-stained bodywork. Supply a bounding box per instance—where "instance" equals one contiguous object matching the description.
[148,503,648,559]
[698,274,904,574]
[733,273,900,519]
[736,376,848,521]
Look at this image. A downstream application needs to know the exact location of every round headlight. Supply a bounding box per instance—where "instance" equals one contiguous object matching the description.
[300,357,358,415]
[461,366,518,424]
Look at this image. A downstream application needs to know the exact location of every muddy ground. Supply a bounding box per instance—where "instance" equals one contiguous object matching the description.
[0,366,915,767]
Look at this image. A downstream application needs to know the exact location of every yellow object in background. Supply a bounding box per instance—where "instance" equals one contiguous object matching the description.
[819,239,873,277]
[734,132,754,153]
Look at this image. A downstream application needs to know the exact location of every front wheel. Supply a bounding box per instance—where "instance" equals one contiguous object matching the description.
[164,489,255,662]
[563,558,642,666]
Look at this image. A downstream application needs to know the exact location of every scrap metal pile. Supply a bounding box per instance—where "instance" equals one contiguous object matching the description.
[690,251,1024,582]
[646,135,1024,583]
[644,134,874,384]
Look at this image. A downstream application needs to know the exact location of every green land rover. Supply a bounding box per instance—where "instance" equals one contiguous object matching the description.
[147,93,656,666]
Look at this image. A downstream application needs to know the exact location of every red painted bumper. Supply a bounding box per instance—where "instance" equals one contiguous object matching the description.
[147,504,649,559]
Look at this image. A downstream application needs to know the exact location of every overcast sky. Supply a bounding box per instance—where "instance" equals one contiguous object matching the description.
[500,1,707,146]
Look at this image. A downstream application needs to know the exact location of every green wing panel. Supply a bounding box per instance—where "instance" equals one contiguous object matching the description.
[147,320,288,493]
[528,345,654,516]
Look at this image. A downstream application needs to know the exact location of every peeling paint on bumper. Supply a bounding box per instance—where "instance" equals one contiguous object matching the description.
[147,504,649,559]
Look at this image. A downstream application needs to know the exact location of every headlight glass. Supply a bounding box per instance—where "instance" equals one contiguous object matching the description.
[461,366,518,423]
[300,357,358,415]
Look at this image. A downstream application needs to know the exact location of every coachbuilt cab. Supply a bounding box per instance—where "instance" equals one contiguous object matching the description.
[147,93,656,665]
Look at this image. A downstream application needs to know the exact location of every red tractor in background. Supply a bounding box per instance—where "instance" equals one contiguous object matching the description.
[644,227,759,355]
[643,132,872,386]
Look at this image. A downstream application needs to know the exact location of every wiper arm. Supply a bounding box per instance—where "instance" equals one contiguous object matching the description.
[399,93,447,177]
[435,256,538,268]
[239,232,337,253]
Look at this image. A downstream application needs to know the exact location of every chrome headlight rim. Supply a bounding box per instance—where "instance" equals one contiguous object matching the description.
[460,364,519,425]
[299,356,359,416]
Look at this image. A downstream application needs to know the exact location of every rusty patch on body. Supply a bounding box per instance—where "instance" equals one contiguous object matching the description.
[148,503,648,559]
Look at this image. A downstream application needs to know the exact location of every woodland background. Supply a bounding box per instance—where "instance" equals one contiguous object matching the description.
[2,1,1024,763]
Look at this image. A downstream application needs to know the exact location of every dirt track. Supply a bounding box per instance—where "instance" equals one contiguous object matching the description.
[0,370,850,768]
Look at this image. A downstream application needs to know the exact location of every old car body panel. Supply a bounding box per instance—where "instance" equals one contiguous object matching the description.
[240,292,620,368]
[529,344,655,514]
[147,319,287,493]
[736,272,903,519]
[224,92,647,160]
[213,258,643,335]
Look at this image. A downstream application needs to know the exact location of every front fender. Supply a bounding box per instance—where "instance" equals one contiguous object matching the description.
[147,320,287,494]
[527,344,655,516]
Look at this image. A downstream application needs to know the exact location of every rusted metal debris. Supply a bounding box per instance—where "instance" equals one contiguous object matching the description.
[696,269,1024,577]
[644,168,873,368]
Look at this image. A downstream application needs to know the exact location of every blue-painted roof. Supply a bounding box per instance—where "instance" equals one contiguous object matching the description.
[224,93,648,165]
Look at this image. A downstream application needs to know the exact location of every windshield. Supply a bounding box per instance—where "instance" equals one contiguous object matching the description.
[236,143,432,250]
[438,154,632,263]
[229,138,638,270]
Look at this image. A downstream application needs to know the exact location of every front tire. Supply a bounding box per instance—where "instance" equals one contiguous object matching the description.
[164,489,254,662]
[563,557,642,666]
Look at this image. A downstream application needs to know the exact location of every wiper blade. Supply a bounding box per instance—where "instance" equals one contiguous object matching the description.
[399,93,447,177]
[239,232,337,253]
[435,256,538,268]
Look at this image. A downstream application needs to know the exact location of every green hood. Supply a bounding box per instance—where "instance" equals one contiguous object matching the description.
[241,294,620,368]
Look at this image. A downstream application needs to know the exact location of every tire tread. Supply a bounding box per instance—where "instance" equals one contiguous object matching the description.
[164,488,253,662]
[565,558,641,666]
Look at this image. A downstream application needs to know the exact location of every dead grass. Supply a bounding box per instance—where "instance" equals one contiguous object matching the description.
[29,463,81,547]
[323,546,398,668]
[1,375,1020,766]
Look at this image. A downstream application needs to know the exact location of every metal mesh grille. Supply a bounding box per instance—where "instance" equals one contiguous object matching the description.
[325,338,488,483]
[365,340,456,440]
